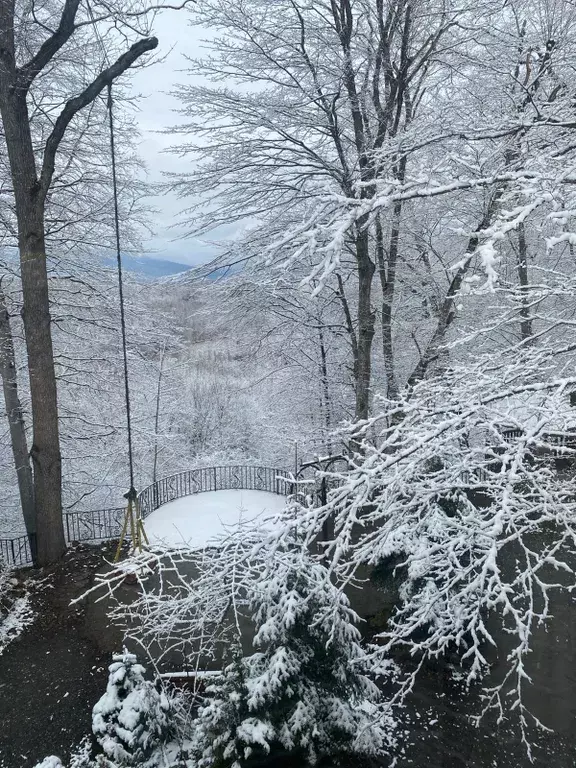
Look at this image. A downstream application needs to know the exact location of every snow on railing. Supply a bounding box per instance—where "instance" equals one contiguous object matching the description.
[0,465,294,568]
[138,464,294,518]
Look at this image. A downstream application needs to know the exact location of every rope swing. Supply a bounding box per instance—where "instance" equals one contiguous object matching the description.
[106,83,148,562]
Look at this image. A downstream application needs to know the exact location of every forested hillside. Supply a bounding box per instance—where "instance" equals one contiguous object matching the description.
[2,0,576,766]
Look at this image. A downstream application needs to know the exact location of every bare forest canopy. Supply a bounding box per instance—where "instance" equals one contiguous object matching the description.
[4,0,576,763]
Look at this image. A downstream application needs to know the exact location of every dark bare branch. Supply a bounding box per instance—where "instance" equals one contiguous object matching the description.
[40,35,158,195]
[18,0,81,89]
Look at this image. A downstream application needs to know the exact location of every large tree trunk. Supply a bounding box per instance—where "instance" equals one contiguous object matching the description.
[376,209,401,402]
[516,222,533,341]
[0,284,36,554]
[354,222,376,422]
[0,86,65,565]
[20,224,65,565]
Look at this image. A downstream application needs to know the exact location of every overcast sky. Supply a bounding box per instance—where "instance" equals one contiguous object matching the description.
[128,11,224,266]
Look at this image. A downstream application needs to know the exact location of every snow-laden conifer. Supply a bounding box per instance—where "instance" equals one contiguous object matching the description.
[92,651,173,767]
[188,538,395,767]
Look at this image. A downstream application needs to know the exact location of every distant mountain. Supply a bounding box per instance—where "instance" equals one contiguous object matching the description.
[106,254,193,278]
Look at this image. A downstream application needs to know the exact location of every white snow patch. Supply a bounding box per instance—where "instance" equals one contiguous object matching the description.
[143,490,288,548]
[33,757,64,768]
[0,566,34,656]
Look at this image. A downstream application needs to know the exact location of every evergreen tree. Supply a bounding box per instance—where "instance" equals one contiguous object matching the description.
[190,544,395,767]
[92,651,173,767]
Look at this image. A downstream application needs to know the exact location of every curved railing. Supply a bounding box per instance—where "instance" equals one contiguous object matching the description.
[1,465,294,567]
[138,465,293,519]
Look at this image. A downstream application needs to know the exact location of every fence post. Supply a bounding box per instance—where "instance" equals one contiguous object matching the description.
[29,533,37,565]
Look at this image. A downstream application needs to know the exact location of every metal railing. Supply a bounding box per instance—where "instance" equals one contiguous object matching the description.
[64,507,125,544]
[1,465,293,568]
[0,535,34,568]
[138,465,293,518]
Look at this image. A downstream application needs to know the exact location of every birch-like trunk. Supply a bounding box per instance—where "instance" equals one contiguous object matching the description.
[516,222,533,341]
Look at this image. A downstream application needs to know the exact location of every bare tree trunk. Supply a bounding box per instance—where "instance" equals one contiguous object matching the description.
[516,222,533,341]
[0,84,66,565]
[21,221,65,565]
[152,341,167,483]
[376,209,401,401]
[354,222,376,422]
[317,323,333,454]
[331,0,376,423]
[0,283,36,554]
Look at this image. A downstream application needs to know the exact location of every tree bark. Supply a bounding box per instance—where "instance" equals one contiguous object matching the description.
[331,0,376,423]
[0,284,36,553]
[0,77,66,564]
[376,208,401,402]
[516,222,533,341]
[354,221,376,421]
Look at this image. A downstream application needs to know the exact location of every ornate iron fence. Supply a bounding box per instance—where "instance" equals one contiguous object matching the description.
[138,465,293,518]
[0,466,294,567]
[0,508,126,568]
[64,507,125,543]
[0,535,34,568]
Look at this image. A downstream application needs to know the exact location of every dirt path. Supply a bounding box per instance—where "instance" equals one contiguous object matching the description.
[0,545,120,768]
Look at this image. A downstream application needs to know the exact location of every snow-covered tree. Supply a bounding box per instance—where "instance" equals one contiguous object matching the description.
[91,651,173,767]
[0,0,164,564]
[189,549,393,766]
[284,300,576,748]
[169,0,469,424]
[89,530,397,766]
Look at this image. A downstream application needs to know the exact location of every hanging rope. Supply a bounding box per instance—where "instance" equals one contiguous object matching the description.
[106,83,148,561]
[108,83,135,496]
[83,0,148,560]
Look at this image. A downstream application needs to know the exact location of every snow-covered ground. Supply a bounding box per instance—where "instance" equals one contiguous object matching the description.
[143,489,288,548]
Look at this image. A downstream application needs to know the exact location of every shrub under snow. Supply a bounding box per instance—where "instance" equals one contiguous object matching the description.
[92,651,173,767]
[188,540,395,767]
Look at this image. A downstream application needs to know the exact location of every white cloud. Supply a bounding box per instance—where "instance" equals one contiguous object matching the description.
[128,11,232,266]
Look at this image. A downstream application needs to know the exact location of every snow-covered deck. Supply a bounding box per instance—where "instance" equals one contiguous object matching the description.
[143,489,288,549]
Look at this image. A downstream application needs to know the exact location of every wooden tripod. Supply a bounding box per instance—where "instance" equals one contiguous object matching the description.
[114,495,149,563]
